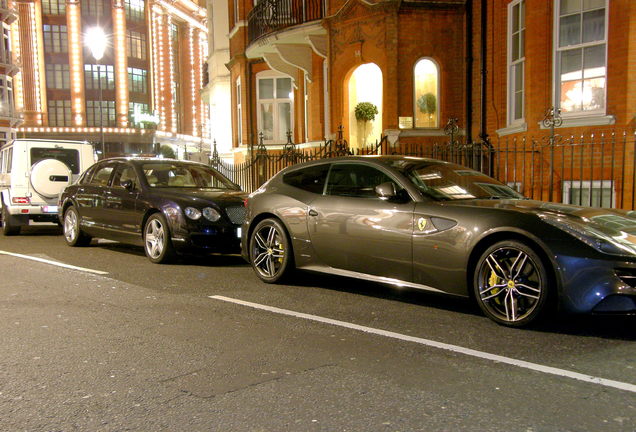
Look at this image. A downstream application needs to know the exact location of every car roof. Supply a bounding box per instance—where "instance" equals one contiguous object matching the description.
[97,157,208,166]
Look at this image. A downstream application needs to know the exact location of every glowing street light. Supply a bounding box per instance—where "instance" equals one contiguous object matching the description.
[85,27,107,158]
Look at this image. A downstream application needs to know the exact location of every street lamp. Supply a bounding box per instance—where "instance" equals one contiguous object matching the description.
[85,27,107,158]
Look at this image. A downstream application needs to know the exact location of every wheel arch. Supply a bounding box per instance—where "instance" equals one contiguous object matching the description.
[466,230,561,305]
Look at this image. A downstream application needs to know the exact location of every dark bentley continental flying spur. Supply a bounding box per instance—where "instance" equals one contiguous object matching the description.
[59,158,246,263]
[242,156,636,327]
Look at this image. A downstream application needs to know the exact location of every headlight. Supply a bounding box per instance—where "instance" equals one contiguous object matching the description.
[184,207,202,220]
[202,207,221,222]
[541,215,636,256]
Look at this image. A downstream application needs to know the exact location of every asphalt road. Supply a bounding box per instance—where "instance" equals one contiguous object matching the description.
[0,225,635,431]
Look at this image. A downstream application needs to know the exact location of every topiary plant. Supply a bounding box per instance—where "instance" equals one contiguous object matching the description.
[159,145,176,159]
[354,102,379,122]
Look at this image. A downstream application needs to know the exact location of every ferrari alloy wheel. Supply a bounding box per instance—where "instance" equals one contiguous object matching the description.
[63,206,91,246]
[250,218,293,283]
[144,213,175,264]
[474,240,549,327]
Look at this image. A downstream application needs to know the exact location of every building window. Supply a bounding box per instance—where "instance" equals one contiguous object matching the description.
[555,0,607,115]
[128,68,148,93]
[86,100,116,127]
[125,0,145,22]
[81,0,103,17]
[127,30,147,60]
[508,0,525,124]
[257,74,293,143]
[2,27,10,66]
[41,0,66,15]
[236,77,242,146]
[0,77,14,117]
[170,22,181,131]
[43,25,68,53]
[48,100,72,127]
[128,102,155,129]
[413,58,439,128]
[84,64,115,90]
[45,64,70,90]
[563,179,613,208]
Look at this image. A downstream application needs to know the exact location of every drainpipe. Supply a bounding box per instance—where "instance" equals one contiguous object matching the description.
[479,0,489,144]
[465,0,473,143]
[479,0,494,175]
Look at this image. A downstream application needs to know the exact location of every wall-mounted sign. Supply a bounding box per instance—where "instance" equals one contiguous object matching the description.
[399,116,413,129]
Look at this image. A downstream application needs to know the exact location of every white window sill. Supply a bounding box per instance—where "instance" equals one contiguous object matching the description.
[496,122,527,136]
[539,114,615,129]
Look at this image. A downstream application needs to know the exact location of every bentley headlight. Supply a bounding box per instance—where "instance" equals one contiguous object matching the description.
[541,215,636,256]
[184,207,202,220]
[203,207,221,222]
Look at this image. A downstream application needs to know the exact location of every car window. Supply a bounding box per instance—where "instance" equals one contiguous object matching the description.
[141,162,238,189]
[282,164,330,194]
[89,163,115,187]
[112,163,139,190]
[30,148,80,174]
[326,163,395,198]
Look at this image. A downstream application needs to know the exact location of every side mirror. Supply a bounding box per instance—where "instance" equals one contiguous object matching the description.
[121,179,134,190]
[375,182,397,200]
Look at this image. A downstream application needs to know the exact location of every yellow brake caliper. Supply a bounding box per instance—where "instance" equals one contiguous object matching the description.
[488,271,502,304]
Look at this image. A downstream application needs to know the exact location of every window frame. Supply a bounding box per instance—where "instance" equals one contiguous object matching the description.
[553,0,608,118]
[413,57,440,129]
[256,71,294,145]
[562,179,615,208]
[42,24,68,53]
[236,77,243,146]
[507,0,525,126]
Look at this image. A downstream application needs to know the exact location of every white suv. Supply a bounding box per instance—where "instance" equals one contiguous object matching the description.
[0,139,96,235]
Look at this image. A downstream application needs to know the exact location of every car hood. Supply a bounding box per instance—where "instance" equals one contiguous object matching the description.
[154,188,247,206]
[449,198,636,245]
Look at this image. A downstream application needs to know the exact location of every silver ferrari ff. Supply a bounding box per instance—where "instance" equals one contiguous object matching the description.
[241,156,636,327]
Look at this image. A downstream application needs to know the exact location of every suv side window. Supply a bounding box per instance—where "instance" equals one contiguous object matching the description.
[282,164,330,194]
[326,163,395,198]
[89,163,115,186]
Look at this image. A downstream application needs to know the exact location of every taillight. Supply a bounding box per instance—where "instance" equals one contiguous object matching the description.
[243,198,249,207]
[12,197,30,205]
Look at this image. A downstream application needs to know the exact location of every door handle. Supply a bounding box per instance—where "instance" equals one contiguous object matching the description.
[308,209,318,217]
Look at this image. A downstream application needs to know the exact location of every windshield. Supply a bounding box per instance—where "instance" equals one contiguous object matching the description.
[141,162,239,190]
[393,161,524,201]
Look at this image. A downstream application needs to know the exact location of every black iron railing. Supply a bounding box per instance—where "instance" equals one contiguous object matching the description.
[247,0,325,44]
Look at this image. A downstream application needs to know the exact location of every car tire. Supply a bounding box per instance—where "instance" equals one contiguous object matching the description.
[63,206,92,246]
[474,240,550,327]
[143,213,176,264]
[249,218,294,283]
[2,204,21,236]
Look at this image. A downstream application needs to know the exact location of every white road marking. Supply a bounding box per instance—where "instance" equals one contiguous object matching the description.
[209,295,636,394]
[0,250,108,275]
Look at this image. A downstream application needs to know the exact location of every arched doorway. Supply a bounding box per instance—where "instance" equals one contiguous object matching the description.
[347,63,382,149]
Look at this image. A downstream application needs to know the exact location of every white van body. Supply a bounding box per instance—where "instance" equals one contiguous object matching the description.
[0,139,96,235]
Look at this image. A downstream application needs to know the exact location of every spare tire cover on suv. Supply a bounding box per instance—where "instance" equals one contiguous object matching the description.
[30,159,72,199]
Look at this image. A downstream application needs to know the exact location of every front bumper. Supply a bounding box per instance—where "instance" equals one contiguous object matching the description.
[171,225,242,255]
[558,255,636,314]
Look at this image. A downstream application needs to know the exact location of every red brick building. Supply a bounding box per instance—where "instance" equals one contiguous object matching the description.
[221,0,635,206]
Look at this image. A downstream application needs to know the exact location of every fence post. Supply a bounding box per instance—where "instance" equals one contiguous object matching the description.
[542,107,562,202]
